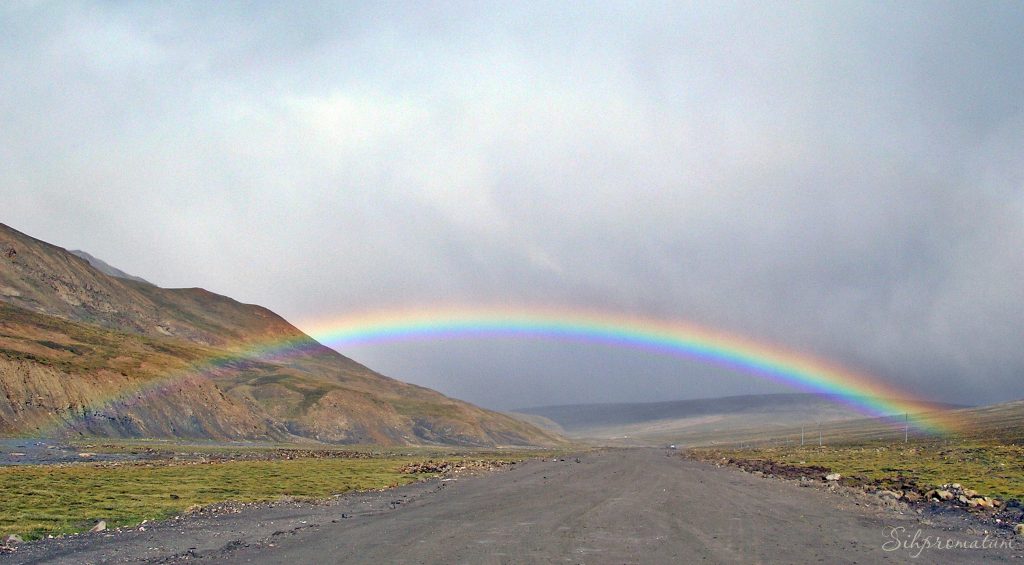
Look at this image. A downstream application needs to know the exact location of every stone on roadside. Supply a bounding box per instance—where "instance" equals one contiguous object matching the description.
[825,473,842,481]
[935,490,954,501]
[89,521,106,533]
[966,496,997,510]
[1014,524,1024,536]
[901,491,923,503]
[3,534,22,544]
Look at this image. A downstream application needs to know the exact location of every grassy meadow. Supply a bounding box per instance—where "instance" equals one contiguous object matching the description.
[0,446,551,540]
[686,400,1024,503]
[695,442,1024,502]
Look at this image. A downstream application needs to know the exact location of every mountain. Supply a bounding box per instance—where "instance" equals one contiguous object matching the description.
[515,393,964,446]
[68,250,151,284]
[687,398,1024,448]
[0,223,561,446]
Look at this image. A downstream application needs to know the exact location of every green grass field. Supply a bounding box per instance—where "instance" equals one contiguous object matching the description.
[0,449,545,540]
[694,441,1024,502]
[686,399,1024,505]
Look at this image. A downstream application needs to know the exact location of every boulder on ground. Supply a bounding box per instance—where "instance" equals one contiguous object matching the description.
[89,521,106,533]
[3,534,22,544]
[1014,524,1024,536]
[901,491,923,503]
[824,473,842,481]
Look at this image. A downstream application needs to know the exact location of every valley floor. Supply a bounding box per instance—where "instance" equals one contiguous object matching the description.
[4,448,1020,564]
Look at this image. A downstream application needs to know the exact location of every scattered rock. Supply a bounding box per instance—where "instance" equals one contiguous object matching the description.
[966,496,999,510]
[77,453,95,458]
[399,459,511,476]
[399,460,453,474]
[692,454,1015,523]
[901,491,923,503]
[89,521,106,533]
[4,534,23,544]
[877,490,901,500]
[1014,524,1024,537]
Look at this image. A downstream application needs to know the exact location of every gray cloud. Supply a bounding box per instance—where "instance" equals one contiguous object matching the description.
[2,2,1022,408]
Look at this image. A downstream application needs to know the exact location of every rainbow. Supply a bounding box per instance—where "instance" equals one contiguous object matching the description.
[299,306,952,434]
[32,305,953,436]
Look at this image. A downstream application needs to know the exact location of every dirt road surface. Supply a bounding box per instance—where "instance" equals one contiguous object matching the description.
[6,448,1019,564]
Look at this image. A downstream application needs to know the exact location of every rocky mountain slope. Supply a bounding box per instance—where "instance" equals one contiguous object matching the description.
[0,223,561,446]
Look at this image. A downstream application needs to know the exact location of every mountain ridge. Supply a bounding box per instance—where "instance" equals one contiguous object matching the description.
[514,393,967,445]
[68,249,150,284]
[0,223,561,446]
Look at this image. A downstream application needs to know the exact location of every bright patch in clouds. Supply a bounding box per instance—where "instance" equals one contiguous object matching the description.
[2,2,1022,409]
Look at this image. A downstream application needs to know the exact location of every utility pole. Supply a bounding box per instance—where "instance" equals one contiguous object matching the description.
[905,413,909,444]
[818,422,822,447]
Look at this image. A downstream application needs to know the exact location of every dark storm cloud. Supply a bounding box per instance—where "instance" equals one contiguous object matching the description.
[2,2,1022,408]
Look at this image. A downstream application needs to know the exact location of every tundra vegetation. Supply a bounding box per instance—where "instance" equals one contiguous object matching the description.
[0,443,560,540]
[697,442,1024,501]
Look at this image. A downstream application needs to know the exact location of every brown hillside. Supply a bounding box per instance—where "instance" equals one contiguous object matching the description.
[0,224,561,446]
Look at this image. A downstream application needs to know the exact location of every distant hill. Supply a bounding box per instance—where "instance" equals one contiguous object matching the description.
[0,223,562,447]
[515,394,964,446]
[69,249,150,284]
[693,398,1024,448]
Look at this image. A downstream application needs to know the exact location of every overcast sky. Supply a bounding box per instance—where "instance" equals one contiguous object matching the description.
[3,2,1022,409]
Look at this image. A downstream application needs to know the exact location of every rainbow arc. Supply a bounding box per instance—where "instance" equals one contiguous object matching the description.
[38,305,954,435]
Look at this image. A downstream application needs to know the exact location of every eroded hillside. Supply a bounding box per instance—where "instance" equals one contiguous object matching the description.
[0,224,561,446]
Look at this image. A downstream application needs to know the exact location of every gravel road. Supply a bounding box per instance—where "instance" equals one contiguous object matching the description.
[6,448,1019,564]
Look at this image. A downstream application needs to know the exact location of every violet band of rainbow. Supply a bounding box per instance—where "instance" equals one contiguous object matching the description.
[302,306,952,435]
[30,305,953,436]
